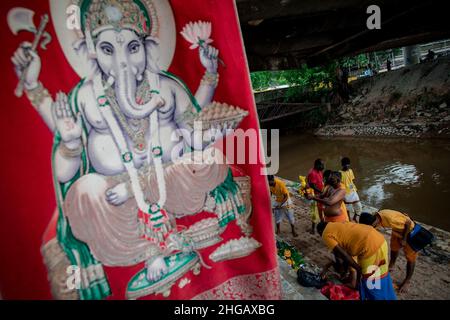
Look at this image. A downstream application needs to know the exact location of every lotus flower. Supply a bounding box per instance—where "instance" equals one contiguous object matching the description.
[180,21,213,50]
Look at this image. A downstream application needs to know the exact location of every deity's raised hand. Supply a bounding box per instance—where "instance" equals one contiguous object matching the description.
[11,42,41,90]
[51,92,82,148]
[199,44,219,73]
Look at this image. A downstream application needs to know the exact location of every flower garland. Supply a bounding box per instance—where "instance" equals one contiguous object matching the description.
[276,239,304,271]
[92,72,172,251]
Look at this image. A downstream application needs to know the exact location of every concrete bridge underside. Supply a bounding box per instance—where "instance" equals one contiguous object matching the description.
[237,0,450,71]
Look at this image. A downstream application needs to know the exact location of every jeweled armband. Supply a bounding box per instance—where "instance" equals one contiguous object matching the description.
[59,142,83,158]
[25,82,51,109]
[201,71,219,88]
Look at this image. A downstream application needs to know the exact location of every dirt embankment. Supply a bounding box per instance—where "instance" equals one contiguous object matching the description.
[316,57,450,138]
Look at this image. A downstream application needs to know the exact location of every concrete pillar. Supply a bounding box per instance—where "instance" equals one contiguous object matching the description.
[403,45,421,66]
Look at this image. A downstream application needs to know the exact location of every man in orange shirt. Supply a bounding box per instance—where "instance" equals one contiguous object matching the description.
[360,210,418,293]
[317,221,397,300]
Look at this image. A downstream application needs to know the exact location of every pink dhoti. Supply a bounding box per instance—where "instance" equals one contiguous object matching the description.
[63,153,229,267]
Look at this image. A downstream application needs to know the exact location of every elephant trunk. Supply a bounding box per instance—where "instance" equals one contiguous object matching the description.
[114,65,156,119]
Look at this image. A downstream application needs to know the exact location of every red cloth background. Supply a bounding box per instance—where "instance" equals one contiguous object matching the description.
[0,0,277,299]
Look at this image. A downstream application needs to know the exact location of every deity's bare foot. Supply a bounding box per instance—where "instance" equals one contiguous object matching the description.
[146,256,169,282]
[105,182,130,206]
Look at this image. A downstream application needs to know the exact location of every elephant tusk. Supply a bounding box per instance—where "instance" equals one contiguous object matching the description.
[107,75,115,87]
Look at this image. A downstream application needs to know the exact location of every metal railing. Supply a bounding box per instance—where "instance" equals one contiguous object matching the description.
[257,102,325,123]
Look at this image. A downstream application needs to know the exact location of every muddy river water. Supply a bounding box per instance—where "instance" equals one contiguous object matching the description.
[276,133,450,231]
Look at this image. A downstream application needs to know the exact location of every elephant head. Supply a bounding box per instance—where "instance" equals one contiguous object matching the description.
[74,29,162,119]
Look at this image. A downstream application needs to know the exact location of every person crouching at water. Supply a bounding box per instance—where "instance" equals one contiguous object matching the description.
[268,175,298,237]
[307,171,349,223]
[340,157,362,221]
[317,221,397,300]
[307,159,325,234]
[359,210,418,293]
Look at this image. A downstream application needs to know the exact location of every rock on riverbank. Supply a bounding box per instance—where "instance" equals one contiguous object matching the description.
[315,121,450,138]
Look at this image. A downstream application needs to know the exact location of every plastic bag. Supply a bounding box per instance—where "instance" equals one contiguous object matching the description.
[296,268,327,289]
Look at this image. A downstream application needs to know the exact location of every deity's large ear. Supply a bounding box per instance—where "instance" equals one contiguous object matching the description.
[144,36,161,73]
[73,39,100,80]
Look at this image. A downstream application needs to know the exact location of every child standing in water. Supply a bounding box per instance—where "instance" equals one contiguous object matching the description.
[340,157,362,221]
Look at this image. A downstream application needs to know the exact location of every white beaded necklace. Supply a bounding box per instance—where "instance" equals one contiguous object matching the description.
[92,70,171,249]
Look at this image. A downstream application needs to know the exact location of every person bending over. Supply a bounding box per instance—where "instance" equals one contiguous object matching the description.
[359,210,417,293]
[317,221,397,300]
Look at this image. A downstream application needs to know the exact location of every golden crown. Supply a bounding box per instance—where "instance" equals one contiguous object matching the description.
[76,0,159,38]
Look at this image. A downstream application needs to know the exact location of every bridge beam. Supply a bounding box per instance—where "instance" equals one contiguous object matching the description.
[237,0,450,70]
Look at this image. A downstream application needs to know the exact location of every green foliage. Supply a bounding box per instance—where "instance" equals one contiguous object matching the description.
[251,62,340,103]
[251,71,286,91]
[341,54,369,68]
[250,53,373,97]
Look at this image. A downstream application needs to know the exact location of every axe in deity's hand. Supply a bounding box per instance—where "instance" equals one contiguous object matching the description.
[7,7,52,97]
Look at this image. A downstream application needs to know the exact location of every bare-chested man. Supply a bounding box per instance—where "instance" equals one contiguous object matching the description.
[308,171,349,223]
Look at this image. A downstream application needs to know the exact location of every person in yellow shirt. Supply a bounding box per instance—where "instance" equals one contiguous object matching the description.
[340,157,362,221]
[317,221,397,300]
[268,175,298,237]
[359,210,417,293]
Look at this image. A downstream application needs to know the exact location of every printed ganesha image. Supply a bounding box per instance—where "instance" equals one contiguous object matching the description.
[4,0,279,300]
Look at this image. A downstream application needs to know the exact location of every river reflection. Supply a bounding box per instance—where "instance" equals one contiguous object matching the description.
[363,162,422,207]
[276,133,450,231]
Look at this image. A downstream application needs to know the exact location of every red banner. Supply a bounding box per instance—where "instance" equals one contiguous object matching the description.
[0,0,279,300]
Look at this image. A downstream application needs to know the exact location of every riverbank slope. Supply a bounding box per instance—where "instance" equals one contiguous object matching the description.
[316,57,450,138]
